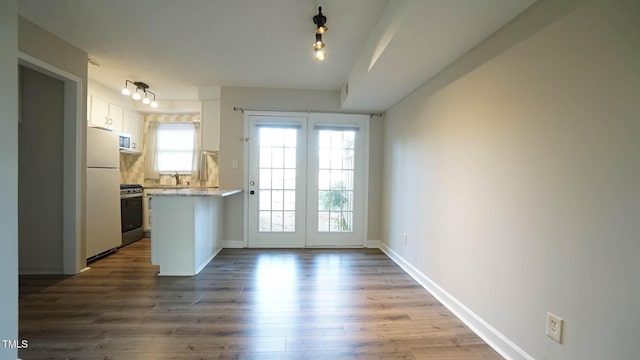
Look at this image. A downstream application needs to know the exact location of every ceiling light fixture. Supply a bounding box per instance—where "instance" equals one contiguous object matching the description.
[121,80,158,108]
[312,6,327,61]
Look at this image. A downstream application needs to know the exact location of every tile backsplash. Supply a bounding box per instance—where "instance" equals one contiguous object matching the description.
[119,113,219,187]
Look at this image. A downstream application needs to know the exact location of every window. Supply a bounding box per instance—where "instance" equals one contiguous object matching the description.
[156,123,195,172]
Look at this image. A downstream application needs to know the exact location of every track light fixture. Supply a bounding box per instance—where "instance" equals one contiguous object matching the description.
[313,6,327,61]
[121,80,158,108]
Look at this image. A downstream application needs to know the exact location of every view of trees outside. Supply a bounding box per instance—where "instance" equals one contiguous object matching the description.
[318,130,355,232]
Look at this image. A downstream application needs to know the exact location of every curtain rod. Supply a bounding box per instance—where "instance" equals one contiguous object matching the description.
[233,107,383,118]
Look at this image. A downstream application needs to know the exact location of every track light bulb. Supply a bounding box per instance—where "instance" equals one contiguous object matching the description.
[142,96,151,104]
[121,87,131,96]
[132,92,141,101]
[150,101,158,108]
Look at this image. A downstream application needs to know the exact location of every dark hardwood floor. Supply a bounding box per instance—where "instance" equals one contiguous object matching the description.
[19,239,503,359]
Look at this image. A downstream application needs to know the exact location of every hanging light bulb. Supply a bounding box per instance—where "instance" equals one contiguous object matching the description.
[142,92,151,104]
[312,7,328,61]
[132,90,141,101]
[314,49,326,61]
[149,91,158,108]
[314,34,325,50]
[121,80,132,95]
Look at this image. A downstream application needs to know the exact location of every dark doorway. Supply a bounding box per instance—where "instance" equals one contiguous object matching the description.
[18,65,65,273]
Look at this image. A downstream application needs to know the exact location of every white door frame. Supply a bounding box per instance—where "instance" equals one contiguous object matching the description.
[243,111,370,248]
[18,51,84,274]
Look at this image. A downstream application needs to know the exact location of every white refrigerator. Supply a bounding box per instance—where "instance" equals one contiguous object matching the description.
[86,127,122,258]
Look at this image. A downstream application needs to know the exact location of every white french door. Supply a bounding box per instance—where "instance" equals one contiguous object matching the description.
[247,113,368,247]
[247,115,307,247]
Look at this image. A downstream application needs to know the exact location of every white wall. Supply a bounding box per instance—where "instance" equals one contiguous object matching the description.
[218,86,384,244]
[0,1,19,358]
[381,0,640,359]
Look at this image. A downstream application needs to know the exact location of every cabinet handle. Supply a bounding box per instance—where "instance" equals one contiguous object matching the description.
[104,117,108,125]
[132,143,137,149]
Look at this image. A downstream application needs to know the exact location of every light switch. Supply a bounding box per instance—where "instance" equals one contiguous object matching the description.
[232,160,239,169]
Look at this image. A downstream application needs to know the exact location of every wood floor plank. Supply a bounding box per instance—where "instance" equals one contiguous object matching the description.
[19,239,503,359]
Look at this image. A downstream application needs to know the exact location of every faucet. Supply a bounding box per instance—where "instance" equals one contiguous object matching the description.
[174,171,180,185]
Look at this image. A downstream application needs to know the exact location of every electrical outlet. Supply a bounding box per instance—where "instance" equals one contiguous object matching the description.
[403,233,407,245]
[546,312,563,343]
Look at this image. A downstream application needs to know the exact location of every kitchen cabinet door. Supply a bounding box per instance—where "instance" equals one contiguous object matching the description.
[108,103,123,131]
[89,96,123,131]
[123,109,144,153]
[89,96,110,128]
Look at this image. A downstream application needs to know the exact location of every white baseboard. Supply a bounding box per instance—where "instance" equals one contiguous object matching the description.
[223,240,245,248]
[379,243,534,360]
[366,240,381,248]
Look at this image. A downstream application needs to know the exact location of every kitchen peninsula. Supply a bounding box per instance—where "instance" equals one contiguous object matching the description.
[148,188,242,276]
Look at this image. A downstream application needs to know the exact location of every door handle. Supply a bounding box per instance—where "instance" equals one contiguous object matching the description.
[250,190,255,195]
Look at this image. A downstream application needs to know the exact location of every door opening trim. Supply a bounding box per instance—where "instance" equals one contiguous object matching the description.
[18,51,84,274]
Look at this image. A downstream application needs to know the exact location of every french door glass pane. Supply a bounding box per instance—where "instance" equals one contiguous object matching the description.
[258,127,297,232]
[317,130,356,233]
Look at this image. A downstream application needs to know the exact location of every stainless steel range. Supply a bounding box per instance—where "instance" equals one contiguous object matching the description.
[120,184,144,246]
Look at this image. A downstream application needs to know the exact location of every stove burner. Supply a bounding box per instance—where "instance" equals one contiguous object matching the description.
[120,184,143,195]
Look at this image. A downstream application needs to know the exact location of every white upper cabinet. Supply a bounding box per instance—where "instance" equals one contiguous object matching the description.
[89,96,123,131]
[109,104,123,131]
[201,99,220,151]
[122,109,144,153]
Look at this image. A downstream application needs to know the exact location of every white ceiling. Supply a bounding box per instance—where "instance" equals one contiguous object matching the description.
[18,0,536,111]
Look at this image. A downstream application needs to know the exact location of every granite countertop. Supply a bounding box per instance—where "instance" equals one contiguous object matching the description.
[144,185,219,189]
[146,188,242,197]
